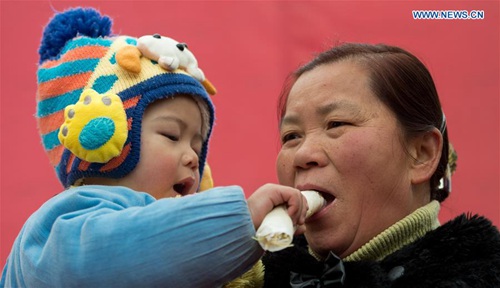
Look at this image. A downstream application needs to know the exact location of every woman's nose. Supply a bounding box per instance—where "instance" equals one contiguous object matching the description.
[293,137,328,169]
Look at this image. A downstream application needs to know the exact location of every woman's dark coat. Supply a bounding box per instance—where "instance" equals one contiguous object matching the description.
[263,214,500,287]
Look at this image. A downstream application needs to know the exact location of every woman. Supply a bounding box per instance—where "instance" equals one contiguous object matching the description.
[261,43,500,287]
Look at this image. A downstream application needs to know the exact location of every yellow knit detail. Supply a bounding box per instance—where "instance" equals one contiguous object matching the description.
[223,260,264,288]
[343,201,440,262]
[85,36,191,94]
[199,163,214,192]
[58,89,128,163]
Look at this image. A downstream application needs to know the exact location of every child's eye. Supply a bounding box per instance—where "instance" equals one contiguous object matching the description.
[162,133,179,141]
[281,132,300,144]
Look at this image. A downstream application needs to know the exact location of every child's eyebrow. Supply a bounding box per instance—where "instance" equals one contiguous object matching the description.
[153,116,187,129]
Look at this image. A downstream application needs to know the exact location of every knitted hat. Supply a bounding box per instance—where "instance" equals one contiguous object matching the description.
[36,7,217,188]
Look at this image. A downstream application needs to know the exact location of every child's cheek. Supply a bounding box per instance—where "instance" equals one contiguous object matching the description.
[154,154,178,176]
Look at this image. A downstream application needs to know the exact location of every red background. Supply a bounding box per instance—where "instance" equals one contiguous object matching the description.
[1,1,499,267]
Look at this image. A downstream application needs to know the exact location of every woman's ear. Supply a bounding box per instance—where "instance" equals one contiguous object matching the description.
[409,128,443,185]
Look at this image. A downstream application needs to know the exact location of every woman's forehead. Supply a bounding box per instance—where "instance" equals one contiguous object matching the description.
[287,65,375,108]
[291,62,370,96]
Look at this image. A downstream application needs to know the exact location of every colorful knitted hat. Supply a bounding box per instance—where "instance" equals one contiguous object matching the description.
[37,7,216,188]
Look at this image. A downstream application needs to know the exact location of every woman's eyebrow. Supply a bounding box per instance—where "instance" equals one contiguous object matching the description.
[280,115,300,127]
[281,100,361,127]
[317,100,361,116]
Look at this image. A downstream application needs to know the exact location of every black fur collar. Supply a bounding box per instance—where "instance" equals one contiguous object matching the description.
[263,214,500,287]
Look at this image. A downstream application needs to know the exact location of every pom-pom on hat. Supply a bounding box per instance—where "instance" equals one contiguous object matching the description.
[36,7,216,188]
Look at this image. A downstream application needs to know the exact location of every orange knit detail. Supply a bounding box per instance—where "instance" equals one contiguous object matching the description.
[38,72,92,100]
[99,143,131,172]
[78,160,91,172]
[38,110,64,134]
[127,118,133,130]
[41,46,108,69]
[123,95,141,109]
[47,145,64,167]
[61,46,108,62]
[66,154,76,174]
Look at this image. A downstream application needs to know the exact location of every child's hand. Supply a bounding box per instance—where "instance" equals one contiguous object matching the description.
[247,184,308,230]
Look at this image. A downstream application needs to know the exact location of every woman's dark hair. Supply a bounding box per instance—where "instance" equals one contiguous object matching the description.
[278,43,450,202]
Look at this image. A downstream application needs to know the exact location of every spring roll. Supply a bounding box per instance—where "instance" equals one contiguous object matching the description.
[255,190,326,252]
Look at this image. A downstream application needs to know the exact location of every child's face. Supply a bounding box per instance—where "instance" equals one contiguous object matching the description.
[116,95,204,199]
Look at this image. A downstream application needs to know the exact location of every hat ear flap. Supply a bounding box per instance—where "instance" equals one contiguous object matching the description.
[58,89,128,163]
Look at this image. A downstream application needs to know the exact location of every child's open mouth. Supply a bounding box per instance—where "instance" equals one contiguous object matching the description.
[173,177,195,196]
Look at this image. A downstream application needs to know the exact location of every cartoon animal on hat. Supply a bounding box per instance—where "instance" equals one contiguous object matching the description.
[116,34,217,95]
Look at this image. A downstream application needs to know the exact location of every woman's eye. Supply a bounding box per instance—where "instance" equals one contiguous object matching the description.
[327,121,347,129]
[281,133,300,143]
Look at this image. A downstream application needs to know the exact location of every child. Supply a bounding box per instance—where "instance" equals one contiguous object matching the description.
[1,8,306,288]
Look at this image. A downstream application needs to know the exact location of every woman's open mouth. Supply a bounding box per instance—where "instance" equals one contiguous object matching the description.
[297,185,336,221]
[297,186,336,205]
[315,190,335,204]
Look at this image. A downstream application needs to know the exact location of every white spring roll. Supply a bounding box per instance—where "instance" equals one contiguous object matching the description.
[255,190,326,252]
[302,190,327,218]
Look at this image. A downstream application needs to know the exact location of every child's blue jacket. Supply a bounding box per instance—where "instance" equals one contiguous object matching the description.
[1,185,260,287]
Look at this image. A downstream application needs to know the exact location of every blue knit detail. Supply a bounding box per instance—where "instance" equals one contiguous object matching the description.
[38,8,112,63]
[57,149,71,186]
[60,38,112,55]
[118,73,206,100]
[79,117,115,150]
[109,53,116,64]
[151,60,158,65]
[125,38,137,45]
[37,89,82,117]
[42,129,61,150]
[38,59,100,83]
[92,75,119,93]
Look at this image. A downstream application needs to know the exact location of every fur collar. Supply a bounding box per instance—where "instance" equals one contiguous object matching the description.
[263,214,500,287]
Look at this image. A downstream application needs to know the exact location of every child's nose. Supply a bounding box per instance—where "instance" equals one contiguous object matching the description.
[182,149,199,170]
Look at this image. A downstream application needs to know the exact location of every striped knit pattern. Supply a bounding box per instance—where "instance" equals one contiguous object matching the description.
[37,37,113,167]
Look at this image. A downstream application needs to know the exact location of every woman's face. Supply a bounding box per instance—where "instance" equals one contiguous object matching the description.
[276,60,423,258]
